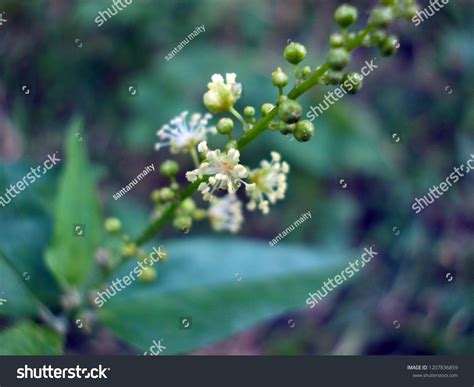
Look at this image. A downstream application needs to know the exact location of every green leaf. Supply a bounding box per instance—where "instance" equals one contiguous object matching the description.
[99,238,346,354]
[0,321,63,355]
[0,163,61,305]
[45,119,102,288]
[0,251,38,317]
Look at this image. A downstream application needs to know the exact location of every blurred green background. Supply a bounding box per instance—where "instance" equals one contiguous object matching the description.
[0,0,473,355]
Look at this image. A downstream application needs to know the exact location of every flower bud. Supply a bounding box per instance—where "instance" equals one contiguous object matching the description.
[225,140,238,151]
[325,70,344,85]
[272,67,289,88]
[379,35,399,56]
[302,66,312,77]
[180,198,196,214]
[283,42,307,65]
[104,217,121,233]
[173,215,192,231]
[369,30,386,45]
[139,266,157,283]
[329,33,344,48]
[160,160,179,177]
[327,48,351,71]
[294,120,315,142]
[243,106,255,117]
[216,117,234,135]
[121,243,137,258]
[279,123,295,135]
[160,187,175,201]
[278,99,302,124]
[334,4,358,28]
[151,189,161,203]
[369,7,394,29]
[342,72,363,94]
[261,103,275,116]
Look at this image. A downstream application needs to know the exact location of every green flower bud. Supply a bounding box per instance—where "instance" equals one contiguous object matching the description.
[160,187,175,201]
[334,4,358,28]
[243,106,255,117]
[160,160,179,177]
[325,70,344,85]
[173,215,192,232]
[272,67,289,88]
[139,266,157,283]
[151,189,161,203]
[327,48,351,71]
[278,99,302,124]
[104,217,121,233]
[180,198,196,214]
[403,5,419,19]
[379,35,399,56]
[225,140,238,151]
[369,7,394,29]
[302,66,312,77]
[294,120,315,142]
[279,123,295,135]
[369,30,386,45]
[283,42,307,65]
[342,72,363,94]
[277,95,289,106]
[216,117,234,135]
[329,33,344,48]
[121,243,137,258]
[193,208,207,221]
[261,103,275,116]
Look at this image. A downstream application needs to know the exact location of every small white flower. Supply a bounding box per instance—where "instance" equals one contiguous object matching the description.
[203,73,242,113]
[208,194,243,233]
[245,152,290,214]
[155,111,214,153]
[186,141,249,201]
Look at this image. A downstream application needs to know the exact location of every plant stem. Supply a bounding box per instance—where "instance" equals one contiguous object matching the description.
[229,106,248,131]
[190,147,200,168]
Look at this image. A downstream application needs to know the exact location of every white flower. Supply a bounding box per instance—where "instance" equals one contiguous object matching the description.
[208,194,243,233]
[155,111,214,153]
[185,141,249,201]
[245,152,289,214]
[203,73,242,113]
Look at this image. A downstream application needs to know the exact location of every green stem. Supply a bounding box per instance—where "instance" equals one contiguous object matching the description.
[229,106,248,131]
[190,147,200,168]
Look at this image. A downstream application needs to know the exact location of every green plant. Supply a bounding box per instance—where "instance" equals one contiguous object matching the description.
[0,0,419,355]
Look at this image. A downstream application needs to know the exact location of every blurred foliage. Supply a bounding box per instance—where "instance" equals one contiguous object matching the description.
[0,0,473,354]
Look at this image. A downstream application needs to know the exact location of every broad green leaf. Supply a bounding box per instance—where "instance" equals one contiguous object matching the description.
[0,251,37,317]
[99,238,346,354]
[0,321,63,355]
[0,164,60,305]
[45,119,102,288]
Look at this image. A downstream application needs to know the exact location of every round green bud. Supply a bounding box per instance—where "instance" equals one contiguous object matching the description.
[325,70,344,85]
[342,72,363,94]
[121,243,137,258]
[277,95,289,106]
[379,35,399,56]
[261,103,275,116]
[104,217,121,233]
[278,99,302,124]
[180,198,196,214]
[160,187,175,201]
[271,67,289,88]
[283,42,307,65]
[160,160,179,177]
[334,4,358,28]
[403,5,419,19]
[193,208,207,221]
[139,266,157,283]
[279,123,295,136]
[170,181,179,191]
[329,33,344,48]
[216,117,234,135]
[294,120,315,142]
[369,7,394,29]
[243,106,255,117]
[369,30,386,45]
[151,189,161,203]
[327,48,351,71]
[302,66,312,77]
[173,215,192,232]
